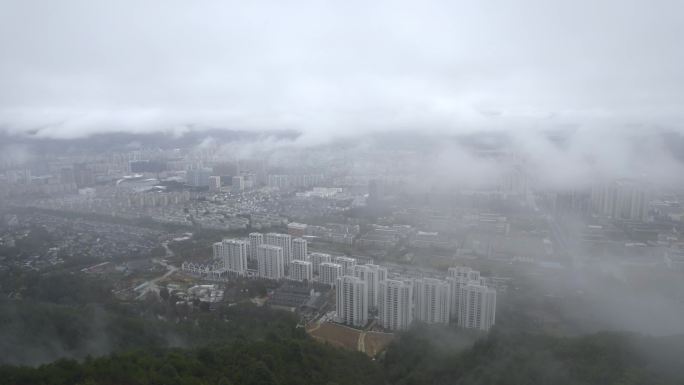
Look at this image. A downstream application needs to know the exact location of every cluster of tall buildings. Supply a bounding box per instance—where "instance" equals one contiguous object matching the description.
[211,234,497,333]
[212,239,249,276]
[257,244,285,280]
[319,261,342,286]
[590,180,649,222]
[336,275,369,327]
[187,166,257,192]
[214,232,312,282]
[186,167,213,187]
[267,174,325,190]
[335,264,497,332]
[447,267,497,331]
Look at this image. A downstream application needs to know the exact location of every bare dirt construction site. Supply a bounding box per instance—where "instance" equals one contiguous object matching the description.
[363,331,395,356]
[307,322,395,357]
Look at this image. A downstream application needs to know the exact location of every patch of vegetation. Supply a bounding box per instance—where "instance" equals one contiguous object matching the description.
[0,336,383,385]
[0,270,300,366]
[382,326,684,385]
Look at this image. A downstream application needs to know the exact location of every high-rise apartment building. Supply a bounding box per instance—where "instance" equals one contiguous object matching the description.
[289,259,313,282]
[186,167,212,187]
[334,256,356,275]
[208,175,222,192]
[292,238,308,261]
[378,279,413,331]
[336,275,368,327]
[413,278,450,325]
[73,163,94,188]
[265,233,293,265]
[591,180,649,222]
[309,252,332,274]
[319,262,343,286]
[448,266,472,280]
[231,175,245,192]
[447,266,482,323]
[447,276,468,321]
[353,264,387,310]
[248,232,264,260]
[459,282,497,331]
[212,239,248,276]
[257,244,284,280]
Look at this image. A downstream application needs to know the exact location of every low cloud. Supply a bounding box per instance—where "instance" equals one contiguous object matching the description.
[0,0,683,142]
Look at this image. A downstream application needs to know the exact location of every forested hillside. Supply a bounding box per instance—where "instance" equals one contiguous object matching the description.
[383,326,684,385]
[2,271,684,385]
[3,326,684,385]
[0,270,298,366]
[0,337,382,385]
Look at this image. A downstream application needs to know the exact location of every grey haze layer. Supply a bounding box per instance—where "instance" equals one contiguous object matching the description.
[0,0,683,141]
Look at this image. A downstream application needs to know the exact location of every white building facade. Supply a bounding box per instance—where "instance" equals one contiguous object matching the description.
[334,256,356,275]
[413,278,451,325]
[257,244,284,280]
[212,239,248,276]
[319,262,343,286]
[460,282,497,331]
[289,259,313,282]
[292,238,308,261]
[353,264,387,310]
[265,233,293,265]
[336,275,368,327]
[309,252,332,274]
[248,232,264,260]
[378,279,413,331]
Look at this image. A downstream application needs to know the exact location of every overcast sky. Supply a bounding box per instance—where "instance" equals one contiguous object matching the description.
[0,0,683,141]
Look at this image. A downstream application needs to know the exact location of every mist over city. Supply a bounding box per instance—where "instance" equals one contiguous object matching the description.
[1,1,684,384]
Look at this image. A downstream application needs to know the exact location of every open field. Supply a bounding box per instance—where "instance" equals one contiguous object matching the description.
[308,322,360,350]
[363,331,395,356]
[307,322,395,356]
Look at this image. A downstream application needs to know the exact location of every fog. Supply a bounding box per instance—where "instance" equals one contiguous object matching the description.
[1,0,683,141]
[1,1,683,381]
[2,0,684,187]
